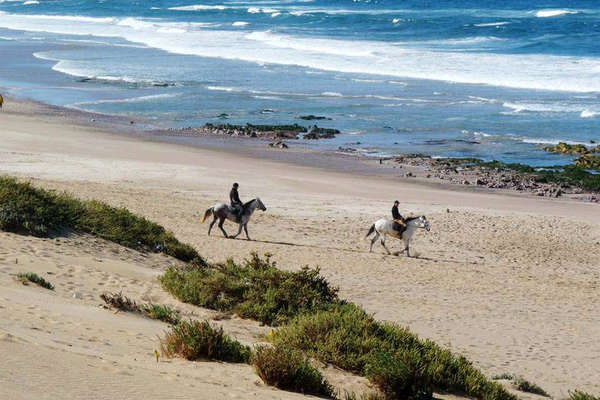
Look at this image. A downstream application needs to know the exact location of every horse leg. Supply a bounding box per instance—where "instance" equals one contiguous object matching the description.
[231,223,243,239]
[380,235,391,255]
[218,218,228,238]
[243,224,251,240]
[369,232,380,253]
[208,216,217,236]
[405,239,411,257]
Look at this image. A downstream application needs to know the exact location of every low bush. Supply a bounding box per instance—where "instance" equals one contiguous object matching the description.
[513,377,549,397]
[160,320,251,363]
[0,177,204,264]
[160,252,339,325]
[569,391,600,400]
[253,345,334,398]
[16,272,54,290]
[273,304,517,400]
[100,292,180,325]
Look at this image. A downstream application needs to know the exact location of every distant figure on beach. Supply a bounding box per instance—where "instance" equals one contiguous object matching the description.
[392,200,406,231]
[0,93,4,109]
[230,182,243,221]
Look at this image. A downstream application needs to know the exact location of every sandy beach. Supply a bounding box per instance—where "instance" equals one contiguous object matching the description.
[1,98,599,399]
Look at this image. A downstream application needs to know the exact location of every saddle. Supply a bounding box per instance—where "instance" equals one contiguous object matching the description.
[392,219,407,235]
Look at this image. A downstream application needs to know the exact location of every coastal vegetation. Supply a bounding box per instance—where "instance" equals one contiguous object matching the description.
[569,391,600,400]
[253,344,335,398]
[16,272,54,290]
[160,253,339,326]
[161,253,516,400]
[160,319,252,363]
[100,292,180,325]
[0,176,204,264]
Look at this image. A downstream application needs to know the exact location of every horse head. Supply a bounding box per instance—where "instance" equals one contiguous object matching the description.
[418,215,430,231]
[255,197,267,211]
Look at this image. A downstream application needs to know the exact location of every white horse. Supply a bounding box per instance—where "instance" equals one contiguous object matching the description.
[366,216,430,256]
[201,198,266,240]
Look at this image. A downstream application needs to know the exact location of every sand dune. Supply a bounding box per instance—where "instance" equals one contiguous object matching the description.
[1,100,599,398]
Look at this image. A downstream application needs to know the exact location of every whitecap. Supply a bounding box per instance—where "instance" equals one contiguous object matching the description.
[580,110,599,118]
[232,21,249,26]
[169,5,228,11]
[321,91,343,97]
[71,93,179,107]
[474,21,510,27]
[535,9,579,18]
[23,0,39,5]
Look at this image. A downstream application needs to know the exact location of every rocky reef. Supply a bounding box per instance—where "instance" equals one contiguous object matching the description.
[165,123,340,140]
[391,154,599,199]
[542,142,600,169]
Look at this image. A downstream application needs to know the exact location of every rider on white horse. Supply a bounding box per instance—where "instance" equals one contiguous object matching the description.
[392,200,407,232]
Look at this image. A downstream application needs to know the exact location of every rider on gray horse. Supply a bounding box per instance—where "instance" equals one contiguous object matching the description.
[230,182,243,222]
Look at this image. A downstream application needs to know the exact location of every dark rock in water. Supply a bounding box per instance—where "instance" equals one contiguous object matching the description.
[268,140,288,149]
[299,115,331,121]
[217,113,229,119]
[303,125,340,139]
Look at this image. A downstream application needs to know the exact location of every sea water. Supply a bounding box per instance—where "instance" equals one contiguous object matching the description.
[0,0,599,165]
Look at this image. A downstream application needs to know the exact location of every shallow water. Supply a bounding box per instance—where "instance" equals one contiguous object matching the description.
[0,0,599,165]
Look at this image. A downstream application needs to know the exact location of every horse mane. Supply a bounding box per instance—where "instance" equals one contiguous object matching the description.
[404,215,424,223]
[242,198,256,208]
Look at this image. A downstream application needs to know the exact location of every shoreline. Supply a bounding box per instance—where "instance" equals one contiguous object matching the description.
[3,92,598,206]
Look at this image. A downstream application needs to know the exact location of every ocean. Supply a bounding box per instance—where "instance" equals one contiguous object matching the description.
[1,0,599,166]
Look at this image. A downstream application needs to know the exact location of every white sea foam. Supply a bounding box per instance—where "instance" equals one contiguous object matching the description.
[502,102,594,114]
[474,21,510,27]
[580,109,600,118]
[169,5,228,11]
[517,137,593,146]
[23,0,39,5]
[232,21,249,26]
[71,93,179,107]
[2,12,599,93]
[321,91,343,97]
[535,9,579,18]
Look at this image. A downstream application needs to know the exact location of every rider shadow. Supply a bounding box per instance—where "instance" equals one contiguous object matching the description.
[248,238,369,255]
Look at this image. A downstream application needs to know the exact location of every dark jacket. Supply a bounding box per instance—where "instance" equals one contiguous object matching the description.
[392,205,402,220]
[230,187,242,206]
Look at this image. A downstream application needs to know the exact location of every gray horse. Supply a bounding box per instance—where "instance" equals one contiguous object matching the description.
[201,198,266,240]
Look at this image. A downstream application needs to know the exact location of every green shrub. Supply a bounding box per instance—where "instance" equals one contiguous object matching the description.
[0,177,204,264]
[160,253,339,325]
[513,377,549,397]
[365,349,432,400]
[342,392,386,400]
[100,292,180,325]
[160,320,251,363]
[144,304,180,325]
[16,272,54,290]
[492,373,514,380]
[253,345,334,398]
[273,304,517,400]
[569,391,600,400]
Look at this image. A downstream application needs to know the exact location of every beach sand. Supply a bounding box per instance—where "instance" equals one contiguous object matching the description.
[1,98,599,399]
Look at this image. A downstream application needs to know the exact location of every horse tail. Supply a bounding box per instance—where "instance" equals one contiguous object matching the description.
[201,207,213,223]
[365,224,375,238]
